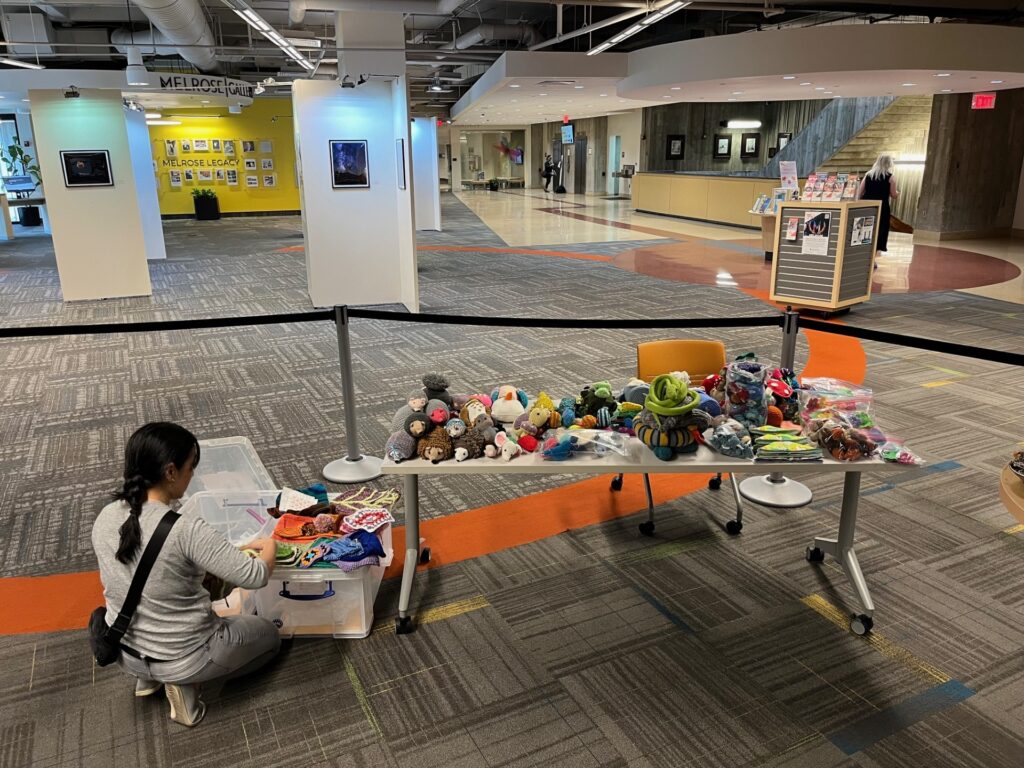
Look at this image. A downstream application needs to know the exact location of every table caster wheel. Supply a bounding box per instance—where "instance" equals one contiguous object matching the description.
[708,477,722,491]
[395,616,415,635]
[419,547,431,565]
[805,546,825,563]
[638,521,655,537]
[725,520,742,535]
[610,477,623,491]
[850,614,873,636]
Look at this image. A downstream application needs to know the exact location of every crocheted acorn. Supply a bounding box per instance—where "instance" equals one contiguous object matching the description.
[766,405,784,428]
[422,373,453,408]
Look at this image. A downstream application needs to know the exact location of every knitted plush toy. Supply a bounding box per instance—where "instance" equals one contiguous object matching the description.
[580,381,617,417]
[558,396,578,427]
[493,432,523,461]
[404,412,431,440]
[425,398,451,426]
[422,373,454,408]
[513,404,552,439]
[459,396,491,429]
[620,378,650,406]
[517,434,539,453]
[445,418,467,439]
[453,428,485,461]
[385,430,417,463]
[490,385,529,430]
[534,391,557,413]
[390,390,429,433]
[417,426,454,464]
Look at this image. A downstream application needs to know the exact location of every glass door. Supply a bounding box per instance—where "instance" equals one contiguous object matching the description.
[0,114,22,221]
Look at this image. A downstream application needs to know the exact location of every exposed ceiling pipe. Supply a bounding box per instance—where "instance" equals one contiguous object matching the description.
[443,23,540,50]
[289,0,307,26]
[291,0,647,15]
[128,0,219,71]
[110,28,247,62]
[529,7,647,50]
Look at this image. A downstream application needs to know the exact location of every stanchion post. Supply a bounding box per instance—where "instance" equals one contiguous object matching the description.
[780,305,799,371]
[322,305,383,484]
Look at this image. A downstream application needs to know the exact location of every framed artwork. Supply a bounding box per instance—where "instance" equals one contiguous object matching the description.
[164,139,177,157]
[215,169,225,181]
[712,134,731,159]
[181,139,192,153]
[224,140,235,156]
[768,147,778,159]
[330,140,369,188]
[740,132,761,159]
[259,140,273,154]
[169,170,182,187]
[665,134,685,161]
[241,140,256,153]
[244,158,257,170]
[193,139,210,152]
[211,139,221,152]
[396,139,406,190]
[60,150,113,187]
[777,132,792,150]
[226,169,238,185]
[246,175,258,187]
[184,169,194,182]
[262,174,276,188]
[261,158,274,171]
[197,169,213,183]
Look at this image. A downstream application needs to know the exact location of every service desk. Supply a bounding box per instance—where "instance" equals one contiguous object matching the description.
[384,438,916,637]
[632,172,792,229]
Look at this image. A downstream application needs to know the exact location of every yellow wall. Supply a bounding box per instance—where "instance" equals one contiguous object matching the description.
[147,98,300,215]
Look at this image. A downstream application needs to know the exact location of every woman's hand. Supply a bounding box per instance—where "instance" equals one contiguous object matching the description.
[237,537,277,575]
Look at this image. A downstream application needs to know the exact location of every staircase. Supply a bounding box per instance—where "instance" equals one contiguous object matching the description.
[819,96,933,173]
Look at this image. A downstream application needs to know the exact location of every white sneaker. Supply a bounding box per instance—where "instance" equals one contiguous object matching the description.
[134,678,163,697]
[165,684,206,727]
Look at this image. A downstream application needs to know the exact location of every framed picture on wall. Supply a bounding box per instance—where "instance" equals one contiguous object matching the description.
[224,140,235,156]
[777,132,792,150]
[184,169,194,182]
[198,169,213,183]
[330,140,370,189]
[215,169,225,181]
[740,133,761,159]
[246,175,258,187]
[242,140,256,153]
[193,139,210,152]
[169,170,182,187]
[181,139,192,153]
[712,134,731,159]
[244,158,257,171]
[212,139,222,152]
[164,139,177,157]
[226,169,238,185]
[665,134,685,161]
[60,150,113,187]
[261,158,274,171]
[259,140,273,154]
[262,174,277,188]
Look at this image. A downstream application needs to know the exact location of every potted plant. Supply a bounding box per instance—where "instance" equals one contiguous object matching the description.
[192,188,220,220]
[2,140,43,227]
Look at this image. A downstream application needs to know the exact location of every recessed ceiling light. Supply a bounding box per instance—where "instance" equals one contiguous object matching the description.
[619,99,625,103]
[990,80,1004,84]
[727,98,737,102]
[901,83,916,87]
[600,93,607,97]
[941,88,952,92]
[824,91,833,95]
[21,98,29,102]
[509,84,520,88]
[201,100,210,103]
[670,86,681,91]
[731,91,743,95]
[934,73,951,77]
[800,82,811,86]
[814,87,825,90]
[574,85,584,89]
[539,93,547,96]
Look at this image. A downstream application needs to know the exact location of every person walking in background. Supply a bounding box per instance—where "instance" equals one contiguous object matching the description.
[858,154,899,263]
[541,154,554,192]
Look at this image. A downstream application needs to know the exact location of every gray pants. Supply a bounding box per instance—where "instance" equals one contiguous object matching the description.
[120,615,281,685]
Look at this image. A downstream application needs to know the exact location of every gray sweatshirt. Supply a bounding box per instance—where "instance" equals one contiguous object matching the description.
[92,500,270,660]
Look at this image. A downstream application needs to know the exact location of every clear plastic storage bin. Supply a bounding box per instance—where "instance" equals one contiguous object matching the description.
[246,525,393,639]
[180,490,278,546]
[184,436,276,498]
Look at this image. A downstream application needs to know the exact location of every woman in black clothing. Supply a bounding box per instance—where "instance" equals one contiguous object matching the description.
[857,154,899,259]
[541,155,554,192]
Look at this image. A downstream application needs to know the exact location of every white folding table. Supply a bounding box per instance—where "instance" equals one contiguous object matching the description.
[383,439,914,637]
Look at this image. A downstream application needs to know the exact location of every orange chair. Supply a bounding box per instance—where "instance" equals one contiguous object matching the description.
[611,339,745,536]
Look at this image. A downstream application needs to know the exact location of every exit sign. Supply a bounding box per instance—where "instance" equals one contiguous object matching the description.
[971,92,997,110]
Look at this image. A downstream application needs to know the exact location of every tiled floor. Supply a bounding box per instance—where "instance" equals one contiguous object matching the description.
[0,193,1022,767]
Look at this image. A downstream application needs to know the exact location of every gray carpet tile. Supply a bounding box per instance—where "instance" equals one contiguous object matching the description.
[0,194,1023,767]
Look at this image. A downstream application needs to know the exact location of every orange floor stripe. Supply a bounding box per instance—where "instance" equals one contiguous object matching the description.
[0,572,105,635]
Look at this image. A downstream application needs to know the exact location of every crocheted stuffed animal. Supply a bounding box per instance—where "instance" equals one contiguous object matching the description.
[580,381,617,417]
[390,390,429,433]
[422,373,454,408]
[459,396,491,429]
[490,385,528,430]
[493,431,523,461]
[444,418,467,439]
[417,426,454,464]
[453,429,485,461]
[385,430,417,462]
[425,398,451,425]
[404,412,431,440]
[513,404,552,439]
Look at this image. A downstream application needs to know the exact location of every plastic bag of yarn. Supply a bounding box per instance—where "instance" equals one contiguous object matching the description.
[724,360,772,430]
[570,429,630,456]
[879,439,925,466]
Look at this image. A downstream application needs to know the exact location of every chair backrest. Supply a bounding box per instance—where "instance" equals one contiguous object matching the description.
[636,339,727,383]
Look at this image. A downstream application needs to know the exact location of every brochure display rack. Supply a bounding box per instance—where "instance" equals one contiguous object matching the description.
[769,200,882,313]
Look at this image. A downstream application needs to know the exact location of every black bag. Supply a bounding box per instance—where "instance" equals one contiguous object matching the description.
[89,510,179,666]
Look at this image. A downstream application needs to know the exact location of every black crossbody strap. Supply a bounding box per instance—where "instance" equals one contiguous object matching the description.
[107,510,180,639]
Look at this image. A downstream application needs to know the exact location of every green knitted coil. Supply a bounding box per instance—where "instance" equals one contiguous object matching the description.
[643,374,700,428]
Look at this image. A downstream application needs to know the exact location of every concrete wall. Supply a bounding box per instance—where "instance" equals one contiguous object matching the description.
[1014,153,1024,237]
[642,99,829,174]
[917,88,1024,240]
[607,110,642,195]
[29,88,153,301]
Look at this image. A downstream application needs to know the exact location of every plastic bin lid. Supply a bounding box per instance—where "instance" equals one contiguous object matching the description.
[184,436,276,498]
[180,490,278,546]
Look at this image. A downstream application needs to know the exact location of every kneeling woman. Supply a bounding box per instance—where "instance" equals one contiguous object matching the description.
[92,422,280,726]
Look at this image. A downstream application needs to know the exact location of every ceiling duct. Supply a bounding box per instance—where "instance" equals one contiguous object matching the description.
[127,0,219,72]
[443,23,540,50]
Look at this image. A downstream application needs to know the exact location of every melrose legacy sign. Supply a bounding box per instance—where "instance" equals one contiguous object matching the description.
[156,74,254,100]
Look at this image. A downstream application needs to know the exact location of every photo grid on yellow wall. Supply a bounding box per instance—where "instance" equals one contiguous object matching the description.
[160,138,279,191]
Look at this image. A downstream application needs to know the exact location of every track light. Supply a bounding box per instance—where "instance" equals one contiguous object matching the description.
[0,57,45,70]
[221,0,315,71]
[587,1,691,56]
[125,45,151,87]
[340,75,355,89]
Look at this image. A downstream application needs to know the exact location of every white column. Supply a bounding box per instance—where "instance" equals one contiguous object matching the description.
[125,109,166,260]
[410,117,441,232]
[28,88,153,300]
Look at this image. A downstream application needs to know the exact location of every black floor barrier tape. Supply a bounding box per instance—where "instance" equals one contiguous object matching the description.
[798,318,1024,369]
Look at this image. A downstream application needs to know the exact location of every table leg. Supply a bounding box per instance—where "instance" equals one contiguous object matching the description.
[806,471,875,635]
[396,473,420,634]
